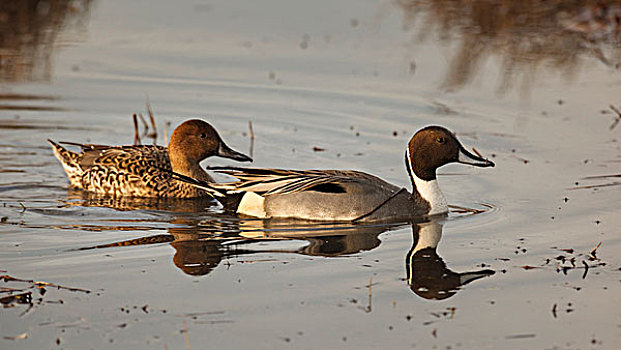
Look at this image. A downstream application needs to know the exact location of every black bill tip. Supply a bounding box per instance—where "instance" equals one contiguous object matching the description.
[457,146,495,168]
[217,142,253,162]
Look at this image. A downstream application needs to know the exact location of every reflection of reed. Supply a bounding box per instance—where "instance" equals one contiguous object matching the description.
[397,0,621,93]
[0,0,92,82]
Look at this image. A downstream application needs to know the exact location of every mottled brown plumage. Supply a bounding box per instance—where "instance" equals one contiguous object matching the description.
[49,119,252,198]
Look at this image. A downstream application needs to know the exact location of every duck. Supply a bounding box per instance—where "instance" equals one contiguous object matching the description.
[406,220,495,300]
[49,119,252,198]
[171,125,494,221]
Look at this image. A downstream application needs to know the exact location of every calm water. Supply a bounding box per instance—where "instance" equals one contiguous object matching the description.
[1,0,620,349]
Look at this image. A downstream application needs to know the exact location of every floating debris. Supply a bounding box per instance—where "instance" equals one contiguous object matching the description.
[609,104,621,130]
[132,98,159,145]
[1,273,90,313]
[448,204,486,214]
[248,121,255,158]
[132,113,141,145]
[3,332,28,341]
[182,320,191,350]
[365,277,372,313]
[589,241,602,260]
[145,97,158,141]
[506,333,536,339]
[0,291,32,306]
[1,274,90,294]
[582,261,590,279]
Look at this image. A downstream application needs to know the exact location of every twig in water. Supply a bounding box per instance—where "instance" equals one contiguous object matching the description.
[0,291,32,305]
[448,204,485,214]
[582,261,589,279]
[3,332,28,341]
[472,147,483,158]
[248,121,255,158]
[589,241,602,260]
[1,274,91,294]
[365,277,372,313]
[146,97,158,142]
[138,113,149,137]
[18,202,26,213]
[472,147,493,165]
[610,105,621,130]
[182,320,191,350]
[132,114,141,145]
[583,174,621,180]
[163,121,170,145]
[570,182,621,190]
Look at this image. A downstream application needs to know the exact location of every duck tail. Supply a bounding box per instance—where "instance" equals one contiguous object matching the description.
[48,138,78,162]
[48,139,85,187]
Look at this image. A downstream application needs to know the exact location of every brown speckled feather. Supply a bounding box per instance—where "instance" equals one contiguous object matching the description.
[48,119,252,198]
[49,141,209,198]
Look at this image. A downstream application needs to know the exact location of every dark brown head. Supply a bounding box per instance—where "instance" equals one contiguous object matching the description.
[168,119,252,170]
[406,126,494,182]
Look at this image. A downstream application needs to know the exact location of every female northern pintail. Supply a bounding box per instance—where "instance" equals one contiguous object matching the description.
[172,126,494,221]
[49,119,252,198]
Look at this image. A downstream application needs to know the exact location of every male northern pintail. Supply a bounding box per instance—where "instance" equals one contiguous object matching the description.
[49,119,252,198]
[172,126,494,221]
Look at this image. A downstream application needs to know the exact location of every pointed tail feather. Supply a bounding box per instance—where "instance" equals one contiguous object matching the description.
[48,139,80,167]
[48,139,85,187]
[47,139,64,155]
[59,141,116,151]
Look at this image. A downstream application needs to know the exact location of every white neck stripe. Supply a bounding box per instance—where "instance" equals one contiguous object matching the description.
[407,149,448,215]
[406,148,416,183]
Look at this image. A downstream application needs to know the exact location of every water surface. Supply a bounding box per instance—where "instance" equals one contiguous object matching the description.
[1,0,620,349]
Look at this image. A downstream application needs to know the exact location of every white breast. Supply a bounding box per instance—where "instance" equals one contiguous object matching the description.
[413,177,447,215]
[407,150,448,216]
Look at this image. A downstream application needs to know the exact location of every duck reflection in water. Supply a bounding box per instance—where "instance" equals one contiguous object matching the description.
[168,220,391,275]
[80,218,495,299]
[63,188,219,212]
[406,220,495,300]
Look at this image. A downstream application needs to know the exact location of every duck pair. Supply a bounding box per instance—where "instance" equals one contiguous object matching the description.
[50,120,494,222]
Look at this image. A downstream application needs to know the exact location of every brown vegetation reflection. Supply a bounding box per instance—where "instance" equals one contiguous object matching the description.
[396,0,621,93]
[0,0,92,82]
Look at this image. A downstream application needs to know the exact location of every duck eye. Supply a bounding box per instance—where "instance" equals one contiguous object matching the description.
[437,136,445,144]
[200,133,207,139]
